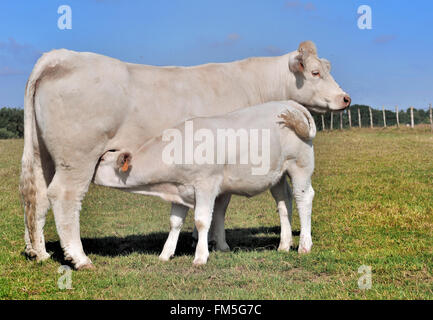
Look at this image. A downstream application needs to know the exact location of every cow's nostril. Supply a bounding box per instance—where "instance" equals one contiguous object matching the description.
[343,95,351,106]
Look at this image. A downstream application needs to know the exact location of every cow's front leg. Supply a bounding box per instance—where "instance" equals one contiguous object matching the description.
[193,188,217,266]
[159,203,188,261]
[292,172,314,254]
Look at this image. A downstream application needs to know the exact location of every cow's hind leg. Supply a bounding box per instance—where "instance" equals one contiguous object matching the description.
[47,165,95,270]
[159,203,189,261]
[270,176,293,252]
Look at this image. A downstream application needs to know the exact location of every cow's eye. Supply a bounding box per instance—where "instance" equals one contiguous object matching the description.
[312,71,320,77]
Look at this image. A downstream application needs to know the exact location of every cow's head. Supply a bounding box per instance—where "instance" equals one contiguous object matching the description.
[287,41,351,114]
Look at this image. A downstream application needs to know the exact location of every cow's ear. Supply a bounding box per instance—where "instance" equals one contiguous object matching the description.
[117,152,131,172]
[298,41,317,56]
[289,54,305,73]
[290,40,318,74]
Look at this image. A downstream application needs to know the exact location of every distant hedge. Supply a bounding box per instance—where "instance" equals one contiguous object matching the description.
[0,105,431,139]
[0,107,24,139]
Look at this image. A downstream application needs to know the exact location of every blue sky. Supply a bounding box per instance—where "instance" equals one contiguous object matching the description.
[0,0,432,110]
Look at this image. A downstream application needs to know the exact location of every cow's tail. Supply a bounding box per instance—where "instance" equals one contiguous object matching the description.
[19,52,52,257]
[278,104,317,141]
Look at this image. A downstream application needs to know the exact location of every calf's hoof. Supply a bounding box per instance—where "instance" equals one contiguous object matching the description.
[192,256,208,266]
[159,253,173,262]
[76,263,96,271]
[278,243,292,252]
[298,237,312,254]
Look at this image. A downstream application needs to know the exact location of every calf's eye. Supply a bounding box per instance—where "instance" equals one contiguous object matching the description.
[312,71,320,77]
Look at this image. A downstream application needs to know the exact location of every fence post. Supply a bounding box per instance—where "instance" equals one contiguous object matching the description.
[330,112,334,130]
[395,105,399,128]
[382,106,386,128]
[410,106,414,128]
[340,112,343,130]
[429,103,432,132]
[369,107,373,128]
[348,108,352,128]
[358,108,361,128]
[321,114,325,131]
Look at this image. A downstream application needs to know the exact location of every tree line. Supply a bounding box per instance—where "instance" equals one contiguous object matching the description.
[0,105,432,139]
[0,107,24,139]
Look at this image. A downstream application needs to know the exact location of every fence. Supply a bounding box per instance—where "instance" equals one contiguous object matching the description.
[319,104,433,132]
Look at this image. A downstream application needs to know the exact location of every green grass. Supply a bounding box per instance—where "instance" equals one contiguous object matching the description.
[1,126,432,299]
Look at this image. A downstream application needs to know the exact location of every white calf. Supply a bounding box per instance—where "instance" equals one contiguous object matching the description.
[94,100,316,265]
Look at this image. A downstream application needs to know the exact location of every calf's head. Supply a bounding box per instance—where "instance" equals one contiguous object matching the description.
[93,150,132,186]
[287,41,351,113]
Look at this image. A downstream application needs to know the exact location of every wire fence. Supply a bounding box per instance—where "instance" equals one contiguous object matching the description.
[317,104,433,132]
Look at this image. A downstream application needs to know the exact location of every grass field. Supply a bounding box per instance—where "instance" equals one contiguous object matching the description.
[1,126,432,299]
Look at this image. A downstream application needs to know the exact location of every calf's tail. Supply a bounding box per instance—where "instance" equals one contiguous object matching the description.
[278,105,316,141]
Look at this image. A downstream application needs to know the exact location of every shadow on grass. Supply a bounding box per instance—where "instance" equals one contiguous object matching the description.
[45,227,301,264]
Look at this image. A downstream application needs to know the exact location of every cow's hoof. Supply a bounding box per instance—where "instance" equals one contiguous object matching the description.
[25,248,50,262]
[76,263,95,271]
[36,251,51,262]
[215,242,230,252]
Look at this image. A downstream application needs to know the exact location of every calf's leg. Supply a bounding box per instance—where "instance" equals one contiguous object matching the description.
[159,203,189,261]
[208,194,231,251]
[270,176,293,252]
[192,194,231,252]
[193,187,217,266]
[291,171,314,254]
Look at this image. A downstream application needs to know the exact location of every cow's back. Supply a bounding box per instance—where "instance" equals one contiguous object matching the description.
[34,49,270,160]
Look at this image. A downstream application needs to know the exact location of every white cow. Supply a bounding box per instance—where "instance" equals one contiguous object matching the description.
[20,41,350,269]
[94,100,316,265]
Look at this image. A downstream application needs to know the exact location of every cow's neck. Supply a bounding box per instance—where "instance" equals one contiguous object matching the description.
[232,53,293,105]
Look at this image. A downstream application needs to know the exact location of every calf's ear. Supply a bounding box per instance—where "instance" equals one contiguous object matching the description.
[117,152,132,172]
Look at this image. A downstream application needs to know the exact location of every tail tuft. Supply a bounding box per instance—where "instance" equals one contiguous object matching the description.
[278,105,316,140]
[278,106,316,141]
